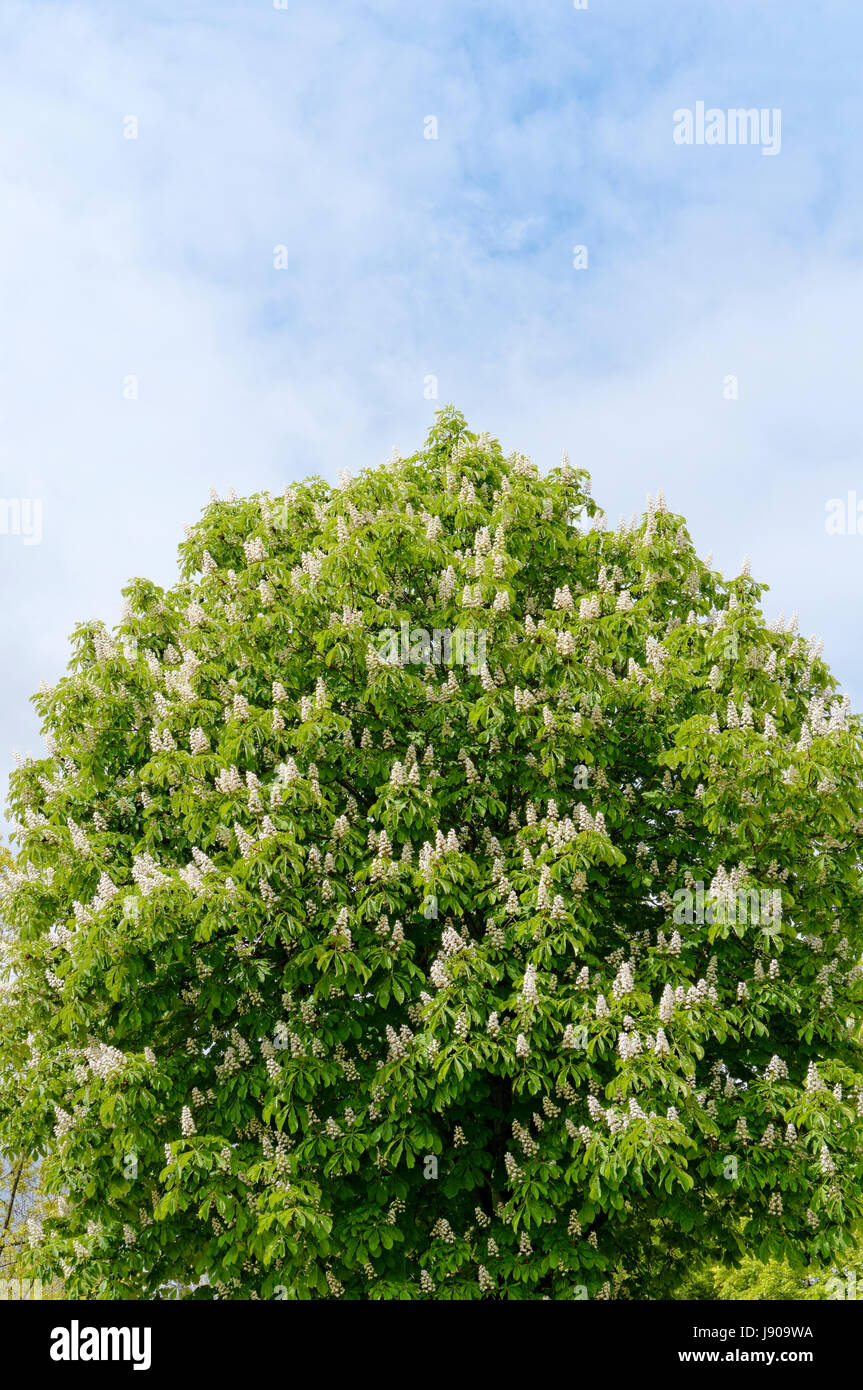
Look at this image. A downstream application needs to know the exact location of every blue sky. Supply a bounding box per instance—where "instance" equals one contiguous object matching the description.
[1,0,862,797]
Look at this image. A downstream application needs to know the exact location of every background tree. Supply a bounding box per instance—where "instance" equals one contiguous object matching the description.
[0,1155,64,1299]
[0,843,63,1299]
[1,407,862,1299]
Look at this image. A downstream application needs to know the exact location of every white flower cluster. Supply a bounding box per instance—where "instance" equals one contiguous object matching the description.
[66,818,90,856]
[131,853,170,897]
[612,961,634,999]
[645,635,666,672]
[764,1054,788,1081]
[805,1062,823,1093]
[85,1042,126,1080]
[617,1030,642,1060]
[54,1107,75,1139]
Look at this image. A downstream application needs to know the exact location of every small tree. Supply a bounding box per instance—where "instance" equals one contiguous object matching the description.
[0,1155,64,1300]
[0,845,64,1300]
[2,407,862,1299]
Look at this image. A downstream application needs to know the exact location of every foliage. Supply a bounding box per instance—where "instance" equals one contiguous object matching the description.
[675,1249,863,1300]
[710,1256,823,1300]
[1,407,862,1299]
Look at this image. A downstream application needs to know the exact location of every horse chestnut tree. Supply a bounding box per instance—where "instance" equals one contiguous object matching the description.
[2,407,862,1299]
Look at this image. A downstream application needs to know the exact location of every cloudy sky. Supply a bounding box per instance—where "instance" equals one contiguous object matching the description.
[1,0,861,798]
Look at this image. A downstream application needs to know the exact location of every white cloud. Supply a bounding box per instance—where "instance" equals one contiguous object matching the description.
[1,0,862,802]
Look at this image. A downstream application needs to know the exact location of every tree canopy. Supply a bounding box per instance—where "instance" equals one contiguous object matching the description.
[2,406,862,1299]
